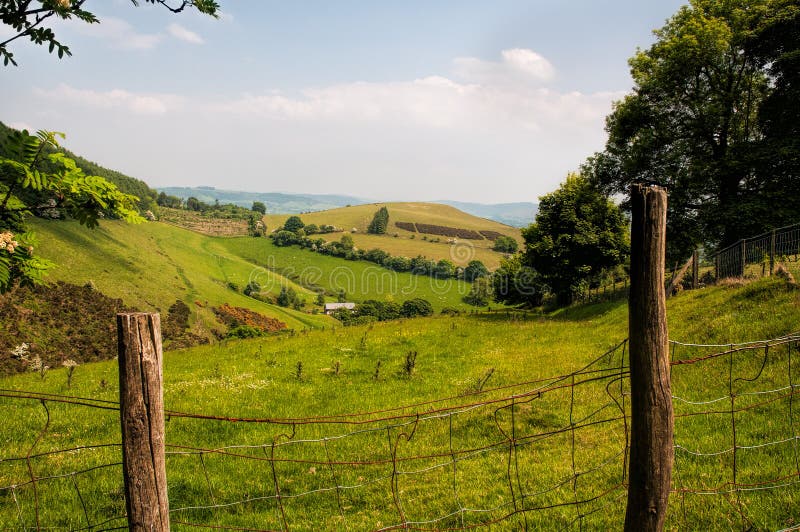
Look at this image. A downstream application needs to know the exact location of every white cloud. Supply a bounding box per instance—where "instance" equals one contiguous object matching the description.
[70,16,161,50]
[453,48,555,86]
[167,23,204,45]
[35,84,183,115]
[213,74,618,133]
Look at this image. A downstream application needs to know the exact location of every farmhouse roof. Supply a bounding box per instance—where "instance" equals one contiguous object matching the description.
[324,302,356,311]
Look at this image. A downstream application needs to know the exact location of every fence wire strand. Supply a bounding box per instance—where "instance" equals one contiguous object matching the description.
[2,334,800,529]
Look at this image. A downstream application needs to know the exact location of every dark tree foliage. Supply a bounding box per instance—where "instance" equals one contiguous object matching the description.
[283,215,305,233]
[251,201,266,214]
[491,255,545,307]
[463,260,488,282]
[583,0,799,259]
[492,235,518,253]
[523,174,629,305]
[0,0,220,66]
[750,2,800,224]
[367,206,389,234]
[464,277,492,306]
[401,298,434,318]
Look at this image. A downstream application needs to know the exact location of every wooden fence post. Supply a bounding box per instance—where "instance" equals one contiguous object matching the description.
[624,185,673,532]
[692,249,699,289]
[740,239,746,277]
[770,229,776,276]
[117,313,170,532]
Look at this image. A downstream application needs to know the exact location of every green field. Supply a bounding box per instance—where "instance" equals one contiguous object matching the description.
[264,202,522,270]
[30,219,334,333]
[1,276,798,529]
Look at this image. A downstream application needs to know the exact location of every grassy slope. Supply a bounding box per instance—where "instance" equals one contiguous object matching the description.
[264,202,523,270]
[30,219,333,332]
[2,277,799,529]
[216,236,476,311]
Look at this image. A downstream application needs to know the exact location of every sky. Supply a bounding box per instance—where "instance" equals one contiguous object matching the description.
[0,0,688,204]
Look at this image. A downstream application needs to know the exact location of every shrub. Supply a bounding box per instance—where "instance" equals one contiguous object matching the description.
[401,298,434,318]
[243,281,261,297]
[493,235,518,253]
[395,221,417,232]
[226,325,266,339]
[368,206,390,234]
[283,215,305,233]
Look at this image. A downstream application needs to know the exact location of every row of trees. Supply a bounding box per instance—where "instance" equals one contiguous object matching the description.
[272,228,490,282]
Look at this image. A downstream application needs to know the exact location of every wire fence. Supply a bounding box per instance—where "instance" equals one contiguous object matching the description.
[1,334,799,530]
[713,222,800,280]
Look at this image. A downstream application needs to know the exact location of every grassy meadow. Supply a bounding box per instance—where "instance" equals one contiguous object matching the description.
[1,276,799,529]
[263,202,522,270]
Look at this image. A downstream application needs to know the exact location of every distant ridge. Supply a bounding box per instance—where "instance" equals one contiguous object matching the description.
[436,200,537,228]
[157,187,369,214]
[158,186,537,227]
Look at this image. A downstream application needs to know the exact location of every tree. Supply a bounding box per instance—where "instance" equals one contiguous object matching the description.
[491,254,545,306]
[522,173,629,305]
[367,206,389,234]
[276,286,297,307]
[243,280,260,297]
[271,230,298,247]
[1,0,221,67]
[493,235,518,253]
[0,129,141,292]
[283,215,304,233]
[464,276,492,306]
[339,233,355,251]
[750,2,800,223]
[583,0,795,259]
[251,201,266,215]
[401,298,433,318]
[433,259,455,279]
[463,260,488,282]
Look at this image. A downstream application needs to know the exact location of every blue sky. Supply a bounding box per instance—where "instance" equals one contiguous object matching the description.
[0,0,687,203]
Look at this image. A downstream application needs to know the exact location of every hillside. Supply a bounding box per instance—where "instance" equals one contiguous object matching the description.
[27,219,334,334]
[264,202,523,270]
[24,216,481,328]
[2,276,798,528]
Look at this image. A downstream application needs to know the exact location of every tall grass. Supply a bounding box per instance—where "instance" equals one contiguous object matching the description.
[1,276,799,529]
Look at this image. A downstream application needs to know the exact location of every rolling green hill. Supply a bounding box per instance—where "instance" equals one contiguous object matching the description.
[1,276,798,529]
[264,202,523,270]
[28,218,334,334]
[25,217,481,337]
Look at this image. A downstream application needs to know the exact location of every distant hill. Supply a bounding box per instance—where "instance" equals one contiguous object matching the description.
[264,202,522,270]
[437,200,537,228]
[158,187,369,214]
[157,186,537,227]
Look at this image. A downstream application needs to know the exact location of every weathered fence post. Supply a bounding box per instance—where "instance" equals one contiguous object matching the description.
[624,185,673,532]
[117,313,170,532]
[740,239,746,277]
[692,249,699,289]
[770,229,776,276]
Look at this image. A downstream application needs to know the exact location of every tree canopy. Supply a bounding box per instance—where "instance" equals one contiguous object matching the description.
[583,0,800,260]
[367,206,389,235]
[522,173,629,305]
[1,0,221,66]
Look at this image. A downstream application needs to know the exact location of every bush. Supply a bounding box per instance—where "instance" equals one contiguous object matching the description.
[226,325,266,339]
[272,230,300,247]
[243,281,261,297]
[493,235,518,253]
[283,215,305,233]
[401,298,434,318]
